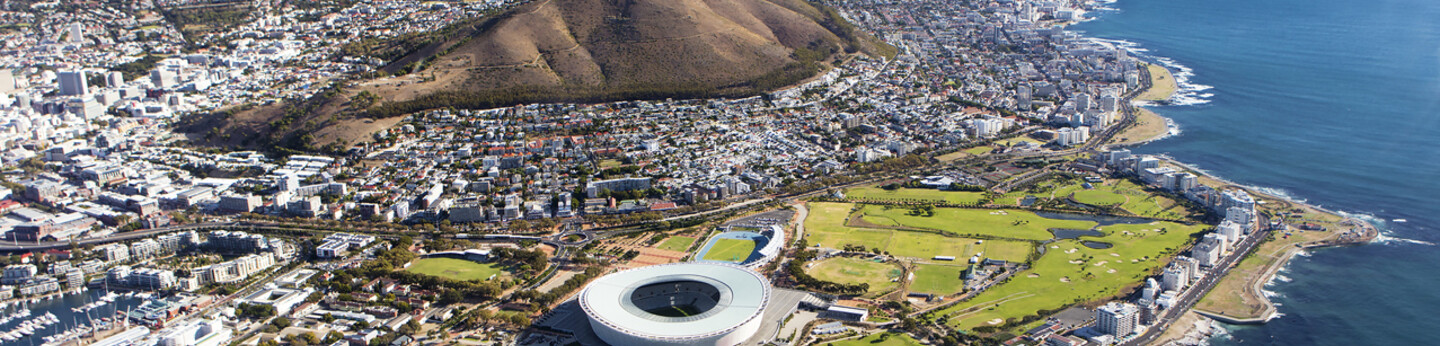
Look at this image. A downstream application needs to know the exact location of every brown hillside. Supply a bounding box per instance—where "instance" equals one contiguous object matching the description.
[182,0,892,151]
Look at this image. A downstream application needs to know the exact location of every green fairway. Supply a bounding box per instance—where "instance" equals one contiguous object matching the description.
[804,203,1033,262]
[887,231,1032,262]
[911,263,968,296]
[656,236,696,252]
[1072,189,1127,205]
[405,258,506,281]
[702,238,758,262]
[935,220,1209,331]
[808,257,902,295]
[829,333,924,346]
[858,205,1094,241]
[844,187,986,205]
[1050,179,1192,219]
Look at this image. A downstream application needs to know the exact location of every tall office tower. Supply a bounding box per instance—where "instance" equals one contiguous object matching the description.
[57,70,88,96]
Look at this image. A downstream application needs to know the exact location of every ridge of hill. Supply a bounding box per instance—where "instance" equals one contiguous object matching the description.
[178,0,894,152]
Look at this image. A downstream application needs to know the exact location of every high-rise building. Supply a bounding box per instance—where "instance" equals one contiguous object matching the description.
[1096,302,1139,337]
[57,70,88,96]
[1100,95,1120,113]
[1161,265,1188,291]
[0,69,14,93]
[1016,85,1032,109]
[106,71,125,88]
[150,69,177,89]
[67,23,83,43]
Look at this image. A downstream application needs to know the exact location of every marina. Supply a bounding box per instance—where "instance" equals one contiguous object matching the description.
[0,290,143,346]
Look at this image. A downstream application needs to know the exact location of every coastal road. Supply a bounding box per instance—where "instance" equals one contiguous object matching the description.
[1123,221,1272,346]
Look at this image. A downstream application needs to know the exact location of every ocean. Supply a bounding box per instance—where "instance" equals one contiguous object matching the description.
[1073,0,1440,344]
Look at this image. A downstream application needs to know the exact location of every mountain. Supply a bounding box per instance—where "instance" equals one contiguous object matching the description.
[179,0,893,151]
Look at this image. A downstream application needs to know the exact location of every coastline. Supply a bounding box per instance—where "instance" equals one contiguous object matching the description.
[1113,64,1379,327]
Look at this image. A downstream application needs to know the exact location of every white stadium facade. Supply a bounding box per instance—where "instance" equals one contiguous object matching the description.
[578,262,772,346]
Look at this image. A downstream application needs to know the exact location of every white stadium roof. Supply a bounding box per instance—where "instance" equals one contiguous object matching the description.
[579,262,771,342]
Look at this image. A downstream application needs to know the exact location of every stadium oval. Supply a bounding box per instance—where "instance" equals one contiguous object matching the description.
[578,262,771,346]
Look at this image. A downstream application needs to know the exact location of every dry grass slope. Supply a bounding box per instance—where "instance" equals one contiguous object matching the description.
[182,0,893,151]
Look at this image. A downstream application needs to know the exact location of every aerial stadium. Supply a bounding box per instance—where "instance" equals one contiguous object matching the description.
[693,224,786,269]
[577,262,772,346]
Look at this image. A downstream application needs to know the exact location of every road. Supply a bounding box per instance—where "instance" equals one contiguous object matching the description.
[1122,217,1271,346]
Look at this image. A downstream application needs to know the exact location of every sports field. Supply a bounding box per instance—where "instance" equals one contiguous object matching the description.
[405,258,506,281]
[934,220,1209,331]
[808,257,902,295]
[803,203,1033,262]
[701,238,758,262]
[910,263,968,296]
[844,186,986,205]
[829,333,924,346]
[858,205,1093,241]
[656,236,696,252]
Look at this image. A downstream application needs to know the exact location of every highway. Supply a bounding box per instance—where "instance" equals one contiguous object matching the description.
[0,222,238,252]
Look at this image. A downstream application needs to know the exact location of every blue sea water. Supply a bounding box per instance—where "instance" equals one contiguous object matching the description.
[1073,0,1440,344]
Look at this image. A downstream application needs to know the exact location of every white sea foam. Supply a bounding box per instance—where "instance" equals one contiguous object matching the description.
[1261,289,1283,298]
[1273,274,1292,283]
[1373,233,1435,246]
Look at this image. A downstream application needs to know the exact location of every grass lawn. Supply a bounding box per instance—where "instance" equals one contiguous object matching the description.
[656,236,696,252]
[702,238,758,262]
[845,186,986,205]
[808,257,902,295]
[829,333,924,346]
[804,203,893,250]
[1109,108,1170,145]
[1138,63,1178,101]
[996,136,1045,147]
[966,146,996,155]
[405,258,506,281]
[1195,227,1335,318]
[911,263,968,296]
[804,203,1033,262]
[887,231,1032,262]
[858,205,1094,241]
[935,220,1209,331]
[1048,179,1192,219]
[598,159,623,169]
[936,151,971,162]
[1072,189,1127,205]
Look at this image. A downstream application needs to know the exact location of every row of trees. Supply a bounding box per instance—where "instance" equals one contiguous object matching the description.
[510,266,604,306]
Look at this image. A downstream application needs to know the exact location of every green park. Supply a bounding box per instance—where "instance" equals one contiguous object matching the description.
[807,257,903,297]
[404,257,508,281]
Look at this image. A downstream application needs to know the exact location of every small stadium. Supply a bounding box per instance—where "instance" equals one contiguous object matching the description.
[694,225,786,269]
